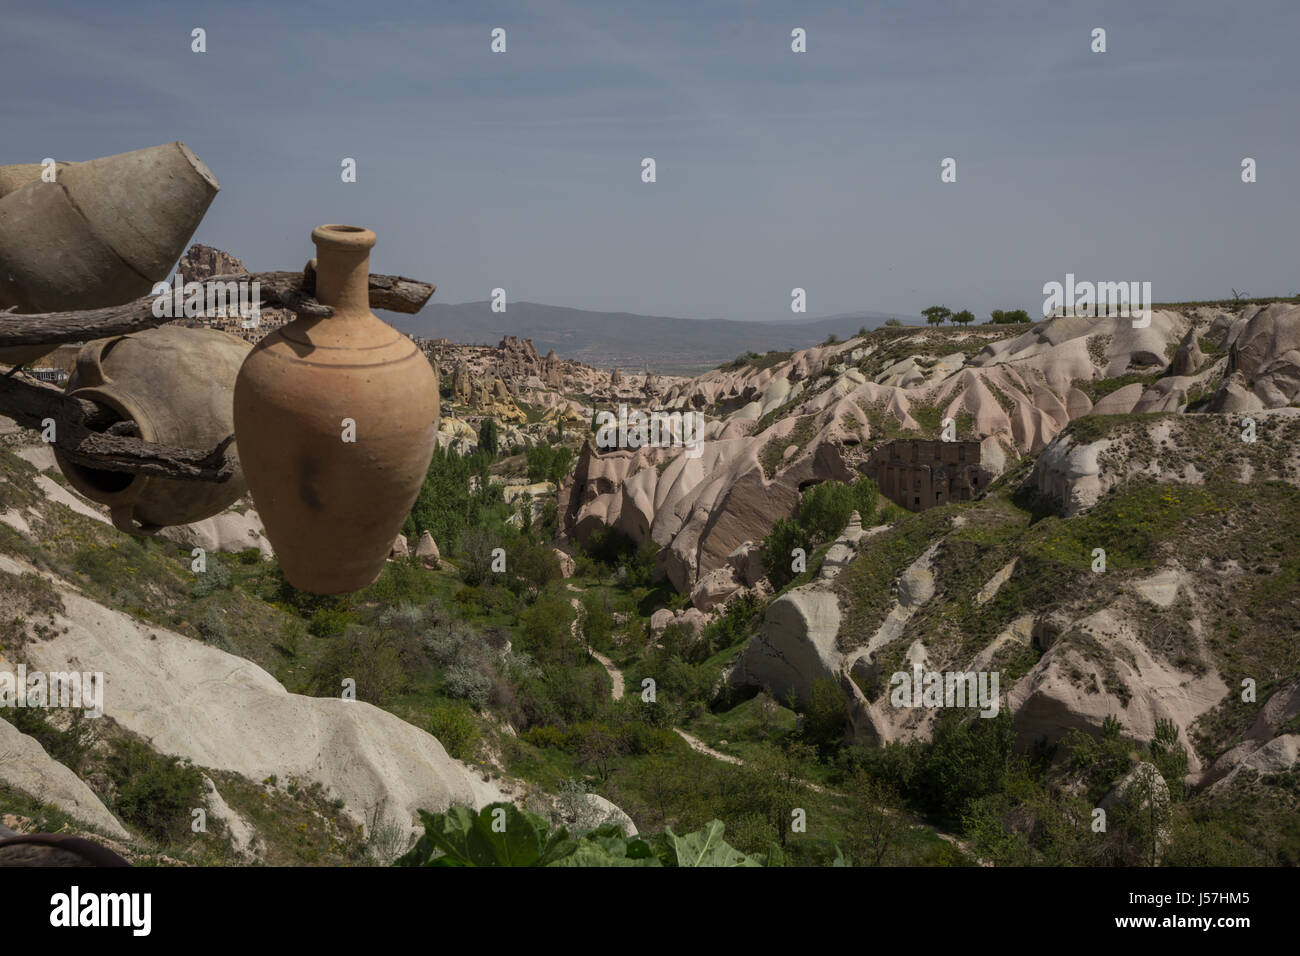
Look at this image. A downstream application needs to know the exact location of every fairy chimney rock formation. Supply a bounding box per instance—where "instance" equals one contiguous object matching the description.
[178,244,247,280]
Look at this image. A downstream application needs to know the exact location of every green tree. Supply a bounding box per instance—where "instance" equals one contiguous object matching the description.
[850,476,880,525]
[404,444,472,554]
[798,481,856,542]
[921,305,951,326]
[762,517,807,590]
[951,308,975,326]
[518,594,578,664]
[478,418,498,457]
[526,444,575,484]
[842,770,905,866]
[1147,718,1188,800]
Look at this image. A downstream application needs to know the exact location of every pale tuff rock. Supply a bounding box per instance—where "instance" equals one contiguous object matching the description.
[553,549,576,578]
[415,530,441,566]
[1007,608,1227,775]
[2,554,501,838]
[162,504,273,557]
[1206,372,1266,414]
[564,310,1201,593]
[390,533,409,559]
[1031,434,1111,516]
[202,774,256,859]
[690,565,744,612]
[819,514,872,581]
[553,791,639,836]
[1030,610,1072,653]
[1031,411,1300,516]
[1090,382,1146,416]
[974,557,1018,606]
[0,714,131,840]
[1225,303,1300,407]
[729,588,842,708]
[1214,735,1300,788]
[650,606,708,640]
[727,540,766,587]
[1205,681,1300,787]
[841,510,866,545]
[1132,566,1184,608]
[649,608,674,637]
[1170,327,1205,376]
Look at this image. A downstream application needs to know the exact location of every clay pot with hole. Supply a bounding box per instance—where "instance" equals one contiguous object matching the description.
[0,142,219,367]
[233,224,439,594]
[53,326,251,534]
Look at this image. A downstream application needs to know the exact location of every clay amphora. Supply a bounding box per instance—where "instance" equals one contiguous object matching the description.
[53,326,251,534]
[233,225,439,594]
[0,142,219,367]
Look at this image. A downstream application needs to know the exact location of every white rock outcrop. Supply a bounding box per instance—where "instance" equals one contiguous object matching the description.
[1,555,501,838]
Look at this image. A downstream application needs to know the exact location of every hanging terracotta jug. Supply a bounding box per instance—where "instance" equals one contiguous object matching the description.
[0,142,219,367]
[233,225,439,594]
[53,326,251,534]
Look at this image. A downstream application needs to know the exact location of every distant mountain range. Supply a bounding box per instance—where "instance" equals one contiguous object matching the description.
[392,301,920,374]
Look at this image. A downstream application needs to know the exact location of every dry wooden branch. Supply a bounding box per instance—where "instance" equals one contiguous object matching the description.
[0,267,435,347]
[0,265,435,482]
[0,374,237,482]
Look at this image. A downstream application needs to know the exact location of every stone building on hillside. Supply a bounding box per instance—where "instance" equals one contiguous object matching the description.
[862,438,984,511]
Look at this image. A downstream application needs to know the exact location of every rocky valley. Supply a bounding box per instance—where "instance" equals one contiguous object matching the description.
[3,296,1300,867]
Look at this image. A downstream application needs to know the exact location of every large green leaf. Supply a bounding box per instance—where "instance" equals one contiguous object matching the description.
[664,820,763,867]
[396,803,577,867]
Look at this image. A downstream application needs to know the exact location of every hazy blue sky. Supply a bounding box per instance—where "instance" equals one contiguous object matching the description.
[4,0,1297,321]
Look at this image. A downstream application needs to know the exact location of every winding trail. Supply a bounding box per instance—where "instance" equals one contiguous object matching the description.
[569,591,624,700]
[564,584,988,864]
[673,728,743,765]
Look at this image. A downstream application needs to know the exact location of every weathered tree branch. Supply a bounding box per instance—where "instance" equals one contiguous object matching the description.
[0,265,435,482]
[0,266,436,347]
[0,374,237,482]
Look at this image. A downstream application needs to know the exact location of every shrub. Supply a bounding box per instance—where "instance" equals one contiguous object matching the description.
[6,708,94,774]
[196,607,231,647]
[424,624,468,667]
[363,558,438,605]
[304,626,414,703]
[307,606,354,638]
[444,664,491,710]
[460,529,498,587]
[579,591,615,651]
[802,678,848,751]
[106,738,204,844]
[428,700,480,761]
[799,481,856,542]
[850,476,880,525]
[762,517,807,590]
[518,595,577,664]
[190,559,232,598]
[510,540,562,594]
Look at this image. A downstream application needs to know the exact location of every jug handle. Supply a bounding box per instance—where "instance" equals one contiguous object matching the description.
[74,338,118,388]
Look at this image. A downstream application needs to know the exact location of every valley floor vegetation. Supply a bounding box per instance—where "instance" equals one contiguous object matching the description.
[2,366,1297,866]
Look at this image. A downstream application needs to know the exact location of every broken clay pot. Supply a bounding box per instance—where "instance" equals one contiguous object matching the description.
[54,326,251,534]
[233,225,439,594]
[0,142,219,367]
